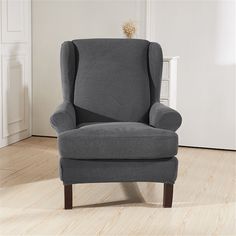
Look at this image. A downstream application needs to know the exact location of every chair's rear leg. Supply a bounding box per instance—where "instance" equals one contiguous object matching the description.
[64,184,73,209]
[163,183,173,208]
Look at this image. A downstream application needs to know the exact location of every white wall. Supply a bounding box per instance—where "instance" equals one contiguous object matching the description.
[32,0,146,136]
[148,0,236,150]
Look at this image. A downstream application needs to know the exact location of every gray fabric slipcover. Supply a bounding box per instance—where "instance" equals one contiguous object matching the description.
[60,157,178,185]
[50,102,76,133]
[72,39,150,123]
[50,38,182,185]
[149,102,182,131]
[58,122,178,160]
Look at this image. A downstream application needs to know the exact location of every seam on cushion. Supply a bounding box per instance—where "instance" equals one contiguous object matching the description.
[60,157,176,161]
[78,122,152,128]
[61,155,177,159]
[61,135,177,139]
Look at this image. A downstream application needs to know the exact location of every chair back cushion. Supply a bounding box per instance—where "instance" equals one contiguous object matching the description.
[60,39,162,124]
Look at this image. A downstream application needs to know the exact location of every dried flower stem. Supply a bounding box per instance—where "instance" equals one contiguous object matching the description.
[122,21,136,38]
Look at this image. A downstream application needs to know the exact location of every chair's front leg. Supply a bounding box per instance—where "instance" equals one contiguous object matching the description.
[64,184,73,209]
[163,183,173,208]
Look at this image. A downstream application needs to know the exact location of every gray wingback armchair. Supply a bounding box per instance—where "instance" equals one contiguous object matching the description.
[50,39,182,209]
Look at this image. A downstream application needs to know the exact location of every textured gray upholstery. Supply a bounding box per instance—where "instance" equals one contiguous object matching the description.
[60,42,77,103]
[50,38,182,186]
[72,39,150,123]
[148,42,163,103]
[50,102,76,134]
[60,157,178,185]
[58,122,178,160]
[149,102,182,131]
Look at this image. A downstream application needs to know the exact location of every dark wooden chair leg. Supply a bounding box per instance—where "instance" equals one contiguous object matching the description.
[163,183,173,208]
[64,184,72,209]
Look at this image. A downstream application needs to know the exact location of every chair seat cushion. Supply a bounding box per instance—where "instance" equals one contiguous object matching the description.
[58,122,178,160]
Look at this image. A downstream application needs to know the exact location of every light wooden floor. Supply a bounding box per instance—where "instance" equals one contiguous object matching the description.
[0,137,235,235]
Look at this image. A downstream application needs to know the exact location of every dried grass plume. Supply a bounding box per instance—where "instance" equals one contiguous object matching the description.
[122,20,136,38]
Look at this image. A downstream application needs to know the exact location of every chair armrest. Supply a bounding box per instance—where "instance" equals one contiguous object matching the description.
[149,102,182,131]
[50,102,76,134]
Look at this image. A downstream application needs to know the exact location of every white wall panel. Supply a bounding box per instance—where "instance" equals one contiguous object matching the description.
[0,0,31,148]
[2,55,29,137]
[1,0,30,42]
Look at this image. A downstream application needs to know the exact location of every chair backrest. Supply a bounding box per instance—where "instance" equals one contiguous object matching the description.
[60,39,163,124]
